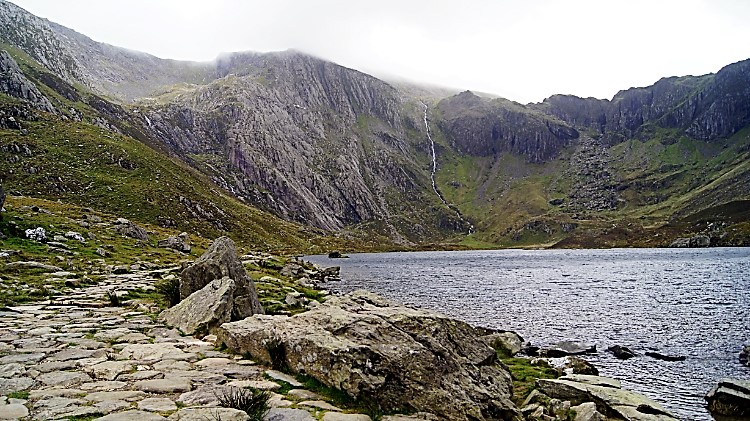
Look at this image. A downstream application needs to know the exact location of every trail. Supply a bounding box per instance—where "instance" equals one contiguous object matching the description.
[420,101,475,234]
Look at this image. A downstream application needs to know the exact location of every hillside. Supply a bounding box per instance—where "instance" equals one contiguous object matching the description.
[1,0,749,249]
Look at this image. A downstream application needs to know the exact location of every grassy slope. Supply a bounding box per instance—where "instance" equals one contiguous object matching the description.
[430,121,750,248]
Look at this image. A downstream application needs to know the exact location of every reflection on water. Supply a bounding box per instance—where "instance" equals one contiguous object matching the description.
[307,248,750,420]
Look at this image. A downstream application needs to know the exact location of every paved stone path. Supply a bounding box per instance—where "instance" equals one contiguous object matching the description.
[0,269,424,420]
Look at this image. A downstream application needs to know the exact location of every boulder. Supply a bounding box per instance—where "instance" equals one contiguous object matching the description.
[644,352,685,362]
[482,331,524,357]
[114,218,149,241]
[217,290,519,421]
[705,378,750,418]
[570,402,605,421]
[541,341,597,358]
[159,277,236,335]
[562,357,599,375]
[537,376,678,420]
[739,345,749,367]
[607,345,637,360]
[180,237,263,319]
[158,235,191,253]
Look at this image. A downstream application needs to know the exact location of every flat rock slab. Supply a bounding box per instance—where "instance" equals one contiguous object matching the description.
[168,407,250,420]
[38,371,93,387]
[95,410,167,420]
[85,390,147,402]
[227,380,280,390]
[93,399,132,414]
[177,387,222,406]
[287,389,323,400]
[559,374,622,388]
[90,361,135,381]
[298,400,342,411]
[266,370,302,387]
[0,353,46,364]
[0,403,29,419]
[134,378,192,393]
[48,348,97,361]
[138,397,178,413]
[322,413,372,421]
[119,344,196,362]
[264,408,316,421]
[0,378,34,394]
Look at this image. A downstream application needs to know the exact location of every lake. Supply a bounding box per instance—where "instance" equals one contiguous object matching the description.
[306,248,750,420]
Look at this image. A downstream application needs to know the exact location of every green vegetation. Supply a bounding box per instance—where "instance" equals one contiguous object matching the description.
[501,357,559,405]
[216,387,271,421]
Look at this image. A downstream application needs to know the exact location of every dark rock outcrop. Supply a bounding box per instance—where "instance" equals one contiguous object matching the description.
[644,352,686,362]
[0,50,54,112]
[217,290,520,421]
[740,345,750,367]
[0,182,5,210]
[180,236,263,319]
[705,378,750,418]
[608,345,637,360]
[437,91,579,163]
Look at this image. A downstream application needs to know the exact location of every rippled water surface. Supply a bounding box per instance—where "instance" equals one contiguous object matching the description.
[307,248,750,420]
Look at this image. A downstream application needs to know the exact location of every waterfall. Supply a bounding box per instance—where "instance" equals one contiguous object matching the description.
[420,101,475,235]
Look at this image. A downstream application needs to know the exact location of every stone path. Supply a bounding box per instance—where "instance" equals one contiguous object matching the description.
[0,269,417,420]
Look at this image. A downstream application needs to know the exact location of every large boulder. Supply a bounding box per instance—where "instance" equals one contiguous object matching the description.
[180,236,263,319]
[158,233,191,253]
[705,378,750,418]
[217,290,520,421]
[114,218,149,241]
[159,277,236,335]
[536,376,678,420]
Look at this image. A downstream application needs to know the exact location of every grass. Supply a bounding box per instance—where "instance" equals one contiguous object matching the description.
[216,387,271,421]
[501,357,559,405]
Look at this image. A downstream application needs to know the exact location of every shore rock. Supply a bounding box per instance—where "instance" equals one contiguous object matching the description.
[218,290,519,421]
[541,341,596,358]
[537,376,678,420]
[740,345,749,367]
[608,345,637,360]
[482,331,524,357]
[159,277,235,335]
[180,237,263,319]
[644,352,685,362]
[705,378,750,418]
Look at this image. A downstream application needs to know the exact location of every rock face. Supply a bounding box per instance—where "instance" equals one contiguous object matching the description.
[437,91,579,163]
[217,290,519,421]
[537,375,678,420]
[0,50,54,112]
[180,237,263,319]
[705,378,750,418]
[158,277,235,335]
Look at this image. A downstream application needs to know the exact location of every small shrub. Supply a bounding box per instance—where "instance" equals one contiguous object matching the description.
[105,290,120,306]
[155,277,181,307]
[216,387,270,421]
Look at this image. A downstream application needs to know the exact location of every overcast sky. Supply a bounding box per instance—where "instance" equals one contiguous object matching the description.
[9,0,750,103]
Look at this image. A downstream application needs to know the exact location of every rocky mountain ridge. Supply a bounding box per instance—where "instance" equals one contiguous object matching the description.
[1,0,749,247]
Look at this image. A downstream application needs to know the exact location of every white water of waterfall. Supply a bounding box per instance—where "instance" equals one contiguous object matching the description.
[421,102,475,235]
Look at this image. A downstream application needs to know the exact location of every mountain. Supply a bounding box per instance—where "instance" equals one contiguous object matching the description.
[1,0,749,249]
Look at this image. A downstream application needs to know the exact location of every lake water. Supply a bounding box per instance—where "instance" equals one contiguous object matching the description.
[306,248,750,420]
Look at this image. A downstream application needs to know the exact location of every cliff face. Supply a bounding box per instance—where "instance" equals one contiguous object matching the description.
[536,59,750,143]
[437,91,579,162]
[141,52,433,233]
[0,50,54,112]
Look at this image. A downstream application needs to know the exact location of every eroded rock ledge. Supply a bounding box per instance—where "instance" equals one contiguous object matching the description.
[217,290,520,421]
